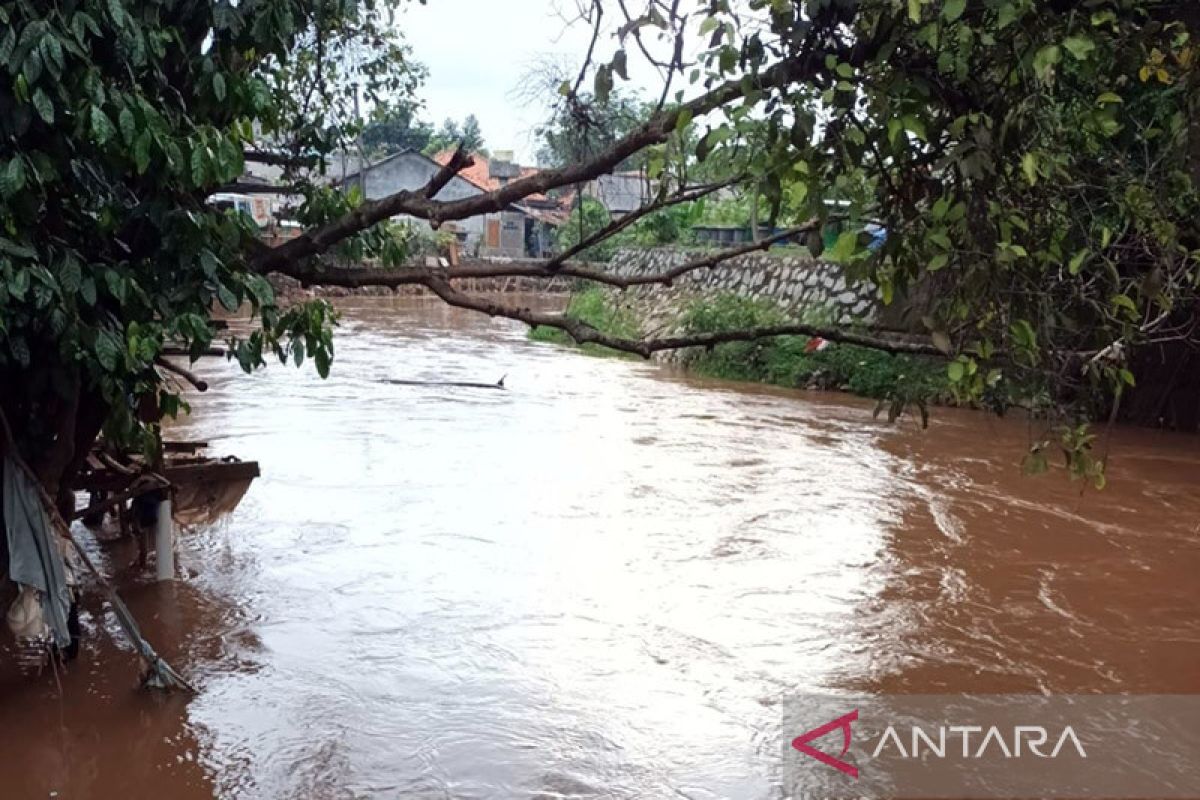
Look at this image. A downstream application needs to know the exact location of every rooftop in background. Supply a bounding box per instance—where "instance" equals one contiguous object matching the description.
[430,149,550,203]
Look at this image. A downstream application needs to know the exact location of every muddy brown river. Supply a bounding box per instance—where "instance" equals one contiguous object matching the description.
[1,297,1198,799]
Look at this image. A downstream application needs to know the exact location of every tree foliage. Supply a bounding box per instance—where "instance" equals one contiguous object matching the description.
[423,114,486,156]
[361,100,433,156]
[0,0,418,495]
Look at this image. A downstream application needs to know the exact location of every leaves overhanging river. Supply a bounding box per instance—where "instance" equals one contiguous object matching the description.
[1,297,1198,799]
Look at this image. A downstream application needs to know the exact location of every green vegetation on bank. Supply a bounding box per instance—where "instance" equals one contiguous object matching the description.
[529,290,951,410]
[677,295,949,405]
[528,287,641,357]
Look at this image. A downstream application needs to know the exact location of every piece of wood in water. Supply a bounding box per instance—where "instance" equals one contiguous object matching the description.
[383,374,506,391]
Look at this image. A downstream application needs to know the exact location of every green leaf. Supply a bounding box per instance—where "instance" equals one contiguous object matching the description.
[901,114,927,141]
[8,268,29,300]
[1063,35,1095,61]
[79,276,96,306]
[23,48,42,84]
[1021,152,1038,185]
[314,348,331,379]
[133,130,152,174]
[119,106,136,145]
[90,106,115,144]
[32,88,53,123]
[947,361,964,382]
[0,27,13,65]
[1068,249,1089,275]
[59,256,81,294]
[907,0,923,23]
[94,330,121,371]
[675,107,693,132]
[42,35,64,77]
[997,2,1018,28]
[942,0,966,22]
[928,253,949,271]
[1033,45,1061,81]
[0,157,25,197]
[191,145,207,187]
[0,236,35,259]
[1096,92,1122,105]
[104,269,126,302]
[212,72,226,102]
[828,231,860,263]
[217,283,238,311]
[1010,319,1037,350]
[1111,293,1138,317]
[105,0,125,27]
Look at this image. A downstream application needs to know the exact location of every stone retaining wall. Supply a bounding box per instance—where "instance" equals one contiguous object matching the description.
[606,247,879,325]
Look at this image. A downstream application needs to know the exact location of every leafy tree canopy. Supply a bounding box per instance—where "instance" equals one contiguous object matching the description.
[361,99,434,156]
[423,113,486,156]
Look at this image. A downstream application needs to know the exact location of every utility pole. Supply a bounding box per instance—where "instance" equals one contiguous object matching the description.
[354,83,366,197]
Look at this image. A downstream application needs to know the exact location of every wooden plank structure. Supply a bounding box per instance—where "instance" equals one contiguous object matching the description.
[75,450,260,494]
[72,440,260,535]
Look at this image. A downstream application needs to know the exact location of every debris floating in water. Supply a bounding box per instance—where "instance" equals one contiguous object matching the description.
[383,374,507,390]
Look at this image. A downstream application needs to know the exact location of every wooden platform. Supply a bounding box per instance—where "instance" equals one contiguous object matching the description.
[75,456,260,493]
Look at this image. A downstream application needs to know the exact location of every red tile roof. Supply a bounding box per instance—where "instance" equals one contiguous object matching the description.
[431,150,550,202]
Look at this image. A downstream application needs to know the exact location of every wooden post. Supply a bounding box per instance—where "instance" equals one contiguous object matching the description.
[155,496,174,581]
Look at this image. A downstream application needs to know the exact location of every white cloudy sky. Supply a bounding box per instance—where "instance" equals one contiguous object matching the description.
[396,1,675,164]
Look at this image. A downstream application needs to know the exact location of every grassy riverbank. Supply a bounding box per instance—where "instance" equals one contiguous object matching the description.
[530,288,951,405]
[528,288,642,358]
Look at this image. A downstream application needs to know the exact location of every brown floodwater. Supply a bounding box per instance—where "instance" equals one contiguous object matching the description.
[1,297,1198,799]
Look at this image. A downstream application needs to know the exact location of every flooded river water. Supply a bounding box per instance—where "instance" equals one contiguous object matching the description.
[1,297,1198,799]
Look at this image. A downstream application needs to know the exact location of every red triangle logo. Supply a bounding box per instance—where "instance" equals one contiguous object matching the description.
[791,709,859,778]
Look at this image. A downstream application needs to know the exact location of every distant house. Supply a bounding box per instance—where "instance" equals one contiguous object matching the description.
[585,171,655,218]
[337,149,567,259]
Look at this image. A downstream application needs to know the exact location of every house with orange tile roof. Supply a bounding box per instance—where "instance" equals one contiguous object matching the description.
[337,148,569,258]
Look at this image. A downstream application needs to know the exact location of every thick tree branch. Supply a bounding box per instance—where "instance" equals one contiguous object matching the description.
[243,149,319,168]
[424,144,474,200]
[161,346,226,358]
[214,182,303,195]
[156,358,209,392]
[250,45,854,274]
[275,226,812,291]
[420,275,940,358]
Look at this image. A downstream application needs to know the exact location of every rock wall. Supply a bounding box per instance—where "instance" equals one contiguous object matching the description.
[606,247,879,325]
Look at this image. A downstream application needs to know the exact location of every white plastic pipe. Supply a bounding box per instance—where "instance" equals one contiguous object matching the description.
[155,497,174,581]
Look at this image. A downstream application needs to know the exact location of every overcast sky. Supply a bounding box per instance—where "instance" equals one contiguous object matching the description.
[397,1,666,164]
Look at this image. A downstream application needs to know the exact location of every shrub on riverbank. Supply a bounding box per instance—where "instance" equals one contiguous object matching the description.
[528,287,641,356]
[675,295,950,404]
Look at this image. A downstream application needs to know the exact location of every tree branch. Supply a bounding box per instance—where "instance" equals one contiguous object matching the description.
[544,178,738,271]
[214,182,303,195]
[249,47,849,274]
[424,143,475,200]
[420,275,940,358]
[275,225,812,291]
[243,149,319,168]
[155,358,209,392]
